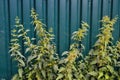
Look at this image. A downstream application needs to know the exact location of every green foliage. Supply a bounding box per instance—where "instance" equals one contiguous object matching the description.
[10,9,59,80]
[56,22,89,80]
[78,16,119,80]
[10,9,120,80]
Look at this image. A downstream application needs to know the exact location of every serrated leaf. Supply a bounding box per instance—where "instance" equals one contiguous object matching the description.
[12,74,19,80]
[38,62,42,69]
[9,48,15,53]
[59,67,66,73]
[18,68,23,78]
[27,55,37,63]
[62,51,69,56]
[98,71,103,79]
[26,29,30,32]
[18,29,23,33]
[91,60,97,65]
[53,64,58,72]
[41,70,46,78]
[105,74,109,79]
[56,74,64,80]
[106,56,111,62]
[68,73,72,80]
[36,72,41,80]
[25,48,30,53]
[18,59,25,67]
[88,71,98,76]
[99,67,107,71]
[18,34,23,38]
[106,65,114,73]
[78,74,84,79]
[59,59,66,64]
[28,71,32,78]
[81,44,85,50]
[31,38,36,40]
[16,51,25,58]
[72,65,77,71]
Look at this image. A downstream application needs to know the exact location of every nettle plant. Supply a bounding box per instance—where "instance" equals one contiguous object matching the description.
[56,22,89,80]
[10,9,59,80]
[81,16,120,80]
[9,9,120,80]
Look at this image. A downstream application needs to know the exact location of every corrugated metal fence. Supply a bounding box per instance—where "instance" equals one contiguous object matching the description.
[0,0,120,79]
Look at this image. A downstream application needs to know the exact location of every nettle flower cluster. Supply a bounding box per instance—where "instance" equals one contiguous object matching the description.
[10,9,120,80]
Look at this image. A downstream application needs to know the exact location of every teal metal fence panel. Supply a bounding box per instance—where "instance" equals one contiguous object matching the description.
[0,0,120,79]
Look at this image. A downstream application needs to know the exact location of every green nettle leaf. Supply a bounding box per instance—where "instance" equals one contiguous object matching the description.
[41,70,46,78]
[18,68,23,78]
[18,34,23,38]
[91,60,97,65]
[68,73,72,80]
[53,64,58,72]
[12,74,19,80]
[72,65,77,71]
[62,51,69,56]
[16,51,25,58]
[106,65,114,73]
[59,67,66,73]
[105,73,109,79]
[36,71,41,80]
[25,48,30,53]
[18,59,25,67]
[106,56,112,62]
[56,74,64,80]
[98,71,103,79]
[27,71,34,79]
[78,74,85,79]
[88,71,98,76]
[27,55,37,63]
[10,9,120,80]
